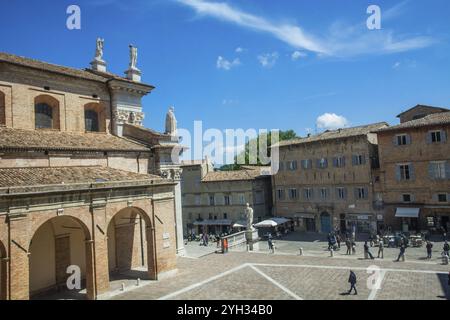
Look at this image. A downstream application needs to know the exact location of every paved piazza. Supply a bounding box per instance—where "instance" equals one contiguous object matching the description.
[111,244,450,300]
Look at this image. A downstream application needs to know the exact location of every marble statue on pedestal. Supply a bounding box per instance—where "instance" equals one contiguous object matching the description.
[129,44,138,70]
[95,38,104,61]
[165,107,177,136]
[245,203,255,231]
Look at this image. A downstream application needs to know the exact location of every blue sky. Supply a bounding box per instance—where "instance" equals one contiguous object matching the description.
[1,0,450,160]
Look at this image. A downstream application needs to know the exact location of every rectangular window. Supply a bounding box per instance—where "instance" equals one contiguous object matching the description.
[317,158,328,169]
[396,134,410,146]
[209,213,213,219]
[429,161,447,179]
[277,189,285,200]
[223,213,228,219]
[399,164,411,180]
[195,195,201,206]
[209,195,215,206]
[431,131,442,143]
[289,188,298,200]
[304,188,313,200]
[438,194,448,202]
[333,157,345,168]
[356,187,368,200]
[301,159,312,169]
[239,194,246,204]
[288,161,298,171]
[337,187,346,200]
[352,154,366,166]
[224,195,231,206]
[402,194,412,202]
[320,188,328,199]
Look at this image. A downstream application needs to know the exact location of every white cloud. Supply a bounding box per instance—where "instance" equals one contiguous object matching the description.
[257,52,279,68]
[216,56,241,70]
[235,47,244,53]
[291,51,307,61]
[178,0,435,57]
[316,113,349,130]
[177,0,328,54]
[393,61,401,69]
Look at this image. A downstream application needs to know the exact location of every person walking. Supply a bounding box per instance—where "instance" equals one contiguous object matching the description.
[443,241,450,257]
[336,234,341,249]
[348,270,358,295]
[426,241,433,259]
[351,240,356,255]
[364,241,375,260]
[205,233,209,246]
[396,244,406,262]
[377,239,384,259]
[268,238,274,254]
[345,238,352,255]
[327,233,333,250]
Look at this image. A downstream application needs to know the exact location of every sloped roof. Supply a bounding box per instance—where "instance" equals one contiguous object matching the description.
[396,104,449,118]
[0,166,162,188]
[376,111,450,133]
[0,127,150,152]
[202,166,270,182]
[0,52,154,88]
[275,122,388,148]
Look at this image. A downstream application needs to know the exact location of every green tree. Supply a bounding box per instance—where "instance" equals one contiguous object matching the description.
[220,130,298,171]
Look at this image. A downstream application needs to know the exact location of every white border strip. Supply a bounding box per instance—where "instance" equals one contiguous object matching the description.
[249,265,303,300]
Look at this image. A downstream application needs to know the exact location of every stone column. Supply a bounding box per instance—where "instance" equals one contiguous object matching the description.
[172,169,186,257]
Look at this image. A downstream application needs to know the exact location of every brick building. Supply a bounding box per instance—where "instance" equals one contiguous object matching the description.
[0,45,183,300]
[180,160,273,236]
[374,105,450,233]
[272,123,388,235]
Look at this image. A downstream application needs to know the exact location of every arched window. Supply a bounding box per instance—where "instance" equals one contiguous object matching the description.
[35,103,53,129]
[34,95,60,130]
[0,91,5,126]
[85,109,99,132]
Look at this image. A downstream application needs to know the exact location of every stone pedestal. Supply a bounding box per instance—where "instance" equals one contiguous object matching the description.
[90,59,106,72]
[125,68,141,82]
[245,229,259,251]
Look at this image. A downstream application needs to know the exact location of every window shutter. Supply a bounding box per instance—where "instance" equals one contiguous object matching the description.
[333,158,338,167]
[324,159,328,168]
[409,164,415,181]
[429,163,435,180]
[342,156,346,167]
[393,136,399,146]
[364,187,369,199]
[344,188,347,199]
[426,132,432,144]
[316,159,321,168]
[445,161,450,179]
[395,165,401,181]
[354,188,358,200]
[352,155,357,166]
[361,155,366,165]
[405,134,412,145]
[442,130,447,143]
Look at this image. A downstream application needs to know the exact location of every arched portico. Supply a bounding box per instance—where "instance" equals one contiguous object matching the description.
[28,215,94,299]
[107,207,157,281]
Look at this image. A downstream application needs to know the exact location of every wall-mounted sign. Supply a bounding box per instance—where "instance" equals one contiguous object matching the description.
[163,233,170,240]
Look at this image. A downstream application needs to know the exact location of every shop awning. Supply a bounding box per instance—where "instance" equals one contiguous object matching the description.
[193,219,232,226]
[395,208,420,218]
[254,218,291,228]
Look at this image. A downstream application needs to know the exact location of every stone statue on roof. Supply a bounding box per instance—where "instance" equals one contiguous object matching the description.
[165,106,177,136]
[129,44,138,70]
[95,38,104,61]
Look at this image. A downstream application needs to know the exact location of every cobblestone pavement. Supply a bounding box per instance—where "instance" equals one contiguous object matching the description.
[111,249,450,300]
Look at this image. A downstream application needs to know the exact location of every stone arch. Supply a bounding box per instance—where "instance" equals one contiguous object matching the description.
[107,207,156,281]
[34,94,60,130]
[0,240,7,300]
[28,215,93,299]
[84,102,106,133]
[0,91,5,126]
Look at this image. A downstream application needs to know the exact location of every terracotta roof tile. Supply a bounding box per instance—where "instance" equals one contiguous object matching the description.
[0,166,162,188]
[202,167,270,182]
[376,112,450,133]
[275,122,388,148]
[0,127,150,152]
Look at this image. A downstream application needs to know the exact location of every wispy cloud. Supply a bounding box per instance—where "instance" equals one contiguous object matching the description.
[257,52,279,68]
[216,56,241,70]
[177,0,435,57]
[177,0,328,54]
[291,51,307,61]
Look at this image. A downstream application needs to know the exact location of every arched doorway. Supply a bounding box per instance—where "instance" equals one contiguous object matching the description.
[0,240,6,300]
[320,212,331,234]
[107,207,156,281]
[29,216,92,299]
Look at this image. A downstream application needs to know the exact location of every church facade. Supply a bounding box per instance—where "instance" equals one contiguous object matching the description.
[0,42,184,300]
